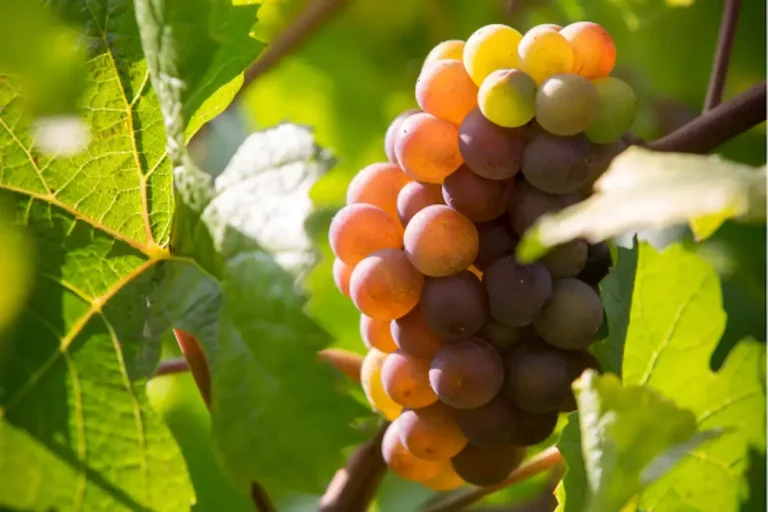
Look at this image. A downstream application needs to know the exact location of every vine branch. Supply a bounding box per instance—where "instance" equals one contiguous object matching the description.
[704,0,742,111]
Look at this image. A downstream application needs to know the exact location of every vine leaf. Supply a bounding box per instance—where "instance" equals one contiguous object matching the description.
[517,147,767,262]
[0,0,264,509]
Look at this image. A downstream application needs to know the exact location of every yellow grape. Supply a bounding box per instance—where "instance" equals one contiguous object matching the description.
[424,40,465,66]
[463,24,523,86]
[381,419,442,482]
[518,28,574,85]
[478,68,537,128]
[360,348,403,420]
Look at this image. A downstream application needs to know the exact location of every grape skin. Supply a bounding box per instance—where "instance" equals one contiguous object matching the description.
[381,350,439,408]
[483,257,552,327]
[463,24,523,86]
[477,68,537,129]
[518,28,574,85]
[580,138,627,195]
[477,320,527,353]
[534,278,604,349]
[429,337,504,409]
[396,181,445,227]
[424,39,466,66]
[360,314,398,352]
[508,407,558,446]
[416,59,478,126]
[454,396,515,445]
[329,204,403,266]
[390,305,447,359]
[560,21,616,79]
[346,162,410,227]
[458,107,525,181]
[442,166,514,222]
[474,223,518,271]
[385,109,421,165]
[423,462,465,491]
[421,271,489,340]
[332,258,353,297]
[577,241,613,286]
[508,180,580,235]
[451,443,526,487]
[382,419,442,482]
[397,402,468,460]
[585,77,637,144]
[360,348,403,420]
[541,239,588,278]
[349,249,423,321]
[395,112,464,184]
[404,205,479,277]
[535,74,598,136]
[505,344,572,413]
[521,133,592,194]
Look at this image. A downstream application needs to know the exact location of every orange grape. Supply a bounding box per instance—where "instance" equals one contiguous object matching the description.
[332,258,353,297]
[404,205,479,277]
[560,21,616,79]
[397,402,468,460]
[360,314,398,352]
[416,59,478,126]
[385,109,421,165]
[381,350,438,408]
[347,162,410,226]
[360,348,402,420]
[423,462,465,491]
[424,40,465,66]
[382,419,442,482]
[390,306,446,359]
[350,248,423,320]
[329,204,403,266]
[396,181,445,226]
[395,112,464,184]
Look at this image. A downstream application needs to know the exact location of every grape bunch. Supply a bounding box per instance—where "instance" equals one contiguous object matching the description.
[329,20,630,490]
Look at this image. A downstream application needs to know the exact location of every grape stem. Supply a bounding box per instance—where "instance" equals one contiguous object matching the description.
[420,446,564,512]
[153,357,190,377]
[703,0,742,112]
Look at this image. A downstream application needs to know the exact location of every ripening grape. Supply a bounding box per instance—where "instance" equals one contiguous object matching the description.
[329,204,403,266]
[458,107,525,181]
[534,278,603,349]
[455,396,515,445]
[518,27,574,85]
[349,249,423,320]
[347,162,410,227]
[421,271,489,339]
[577,241,612,286]
[423,462,465,491]
[429,338,504,409]
[483,257,552,327]
[535,74,598,136]
[477,69,537,128]
[395,112,464,184]
[391,306,447,359]
[397,402,468,460]
[560,21,616,79]
[416,59,479,126]
[477,321,526,353]
[332,258,353,297]
[474,224,518,271]
[360,314,398,353]
[581,137,628,195]
[541,239,588,278]
[505,344,572,413]
[385,109,421,165]
[529,23,563,33]
[561,349,603,412]
[361,348,402,420]
[522,132,592,194]
[585,77,637,144]
[442,166,514,222]
[508,181,580,235]
[382,419,442,482]
[381,350,438,408]
[424,39,466,66]
[451,443,526,487]
[463,24,524,86]
[404,205,479,277]
[396,181,445,227]
[508,407,558,446]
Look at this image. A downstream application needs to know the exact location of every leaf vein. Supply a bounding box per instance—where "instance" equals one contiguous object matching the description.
[62,351,87,511]
[0,116,52,196]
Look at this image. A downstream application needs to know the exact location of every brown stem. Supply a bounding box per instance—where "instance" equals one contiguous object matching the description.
[318,422,390,512]
[153,357,190,377]
[647,81,766,154]
[317,348,364,383]
[704,0,742,111]
[421,446,564,512]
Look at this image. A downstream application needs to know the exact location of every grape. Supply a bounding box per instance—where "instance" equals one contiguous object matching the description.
[477,69,537,128]
[577,241,612,286]
[347,162,410,227]
[580,138,627,195]
[382,419,442,482]
[585,77,638,144]
[458,107,525,181]
[332,258,352,297]
[391,306,446,359]
[505,344,572,413]
[416,59,479,126]
[360,314,398,353]
[560,350,603,412]
[541,239,588,278]
[423,462,465,491]
[529,23,563,33]
[455,396,515,445]
[384,109,421,165]
[381,350,438,408]
[477,321,527,353]
[349,249,424,321]
[560,21,616,79]
[463,24,524,86]
[521,133,592,194]
[518,27,574,85]
[483,257,552,326]
[451,443,526,487]
[404,205,479,277]
[329,204,403,266]
[424,40,466,66]
[421,271,489,339]
[429,337,504,409]
[508,181,579,235]
[535,74,598,136]
[360,348,403,420]
[534,278,603,349]
[397,402,468,460]
[396,181,445,227]
[441,166,514,222]
[474,223,518,271]
[395,112,464,184]
[508,407,558,446]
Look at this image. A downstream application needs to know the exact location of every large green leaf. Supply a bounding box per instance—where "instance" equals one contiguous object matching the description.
[0,0,264,509]
[555,413,588,512]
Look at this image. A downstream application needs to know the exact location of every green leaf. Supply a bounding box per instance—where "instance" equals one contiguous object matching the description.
[574,371,718,512]
[517,147,767,262]
[556,413,589,512]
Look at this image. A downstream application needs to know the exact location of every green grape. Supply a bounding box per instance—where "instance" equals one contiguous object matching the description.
[535,74,597,136]
[585,77,638,143]
[518,28,574,85]
[463,24,523,86]
[478,69,537,128]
